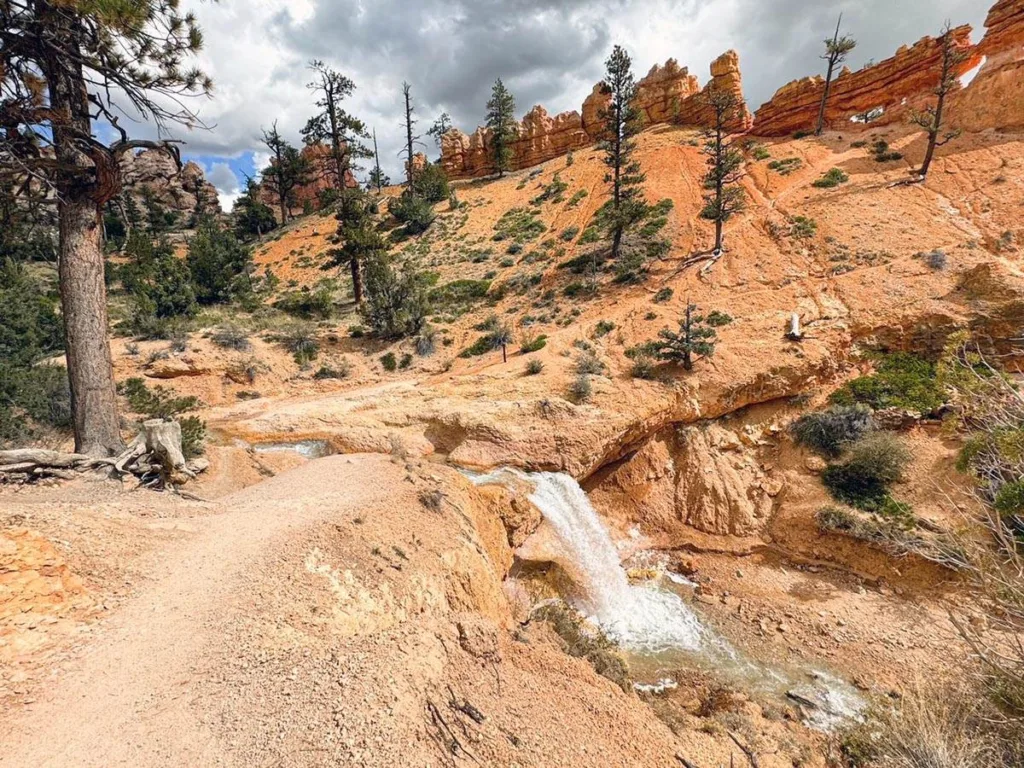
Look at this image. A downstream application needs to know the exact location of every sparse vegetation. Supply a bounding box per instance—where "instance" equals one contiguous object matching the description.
[831,352,944,415]
[792,404,874,458]
[525,359,544,376]
[812,167,849,188]
[768,157,802,175]
[568,374,593,403]
[821,432,910,510]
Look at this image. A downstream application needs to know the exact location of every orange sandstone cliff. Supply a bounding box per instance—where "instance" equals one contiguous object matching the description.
[752,25,980,137]
[950,0,1024,132]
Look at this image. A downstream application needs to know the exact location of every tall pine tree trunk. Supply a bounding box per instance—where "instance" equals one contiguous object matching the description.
[919,93,946,179]
[43,7,124,456]
[350,257,363,304]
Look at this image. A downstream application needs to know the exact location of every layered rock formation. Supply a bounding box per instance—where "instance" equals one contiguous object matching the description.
[441,106,590,179]
[753,25,981,137]
[443,51,752,179]
[950,0,1024,132]
[120,149,221,220]
[978,0,1024,56]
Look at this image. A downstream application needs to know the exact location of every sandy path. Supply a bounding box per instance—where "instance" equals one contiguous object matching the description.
[0,455,386,767]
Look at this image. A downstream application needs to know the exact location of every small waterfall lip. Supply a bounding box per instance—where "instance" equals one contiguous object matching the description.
[251,439,334,459]
[465,466,866,730]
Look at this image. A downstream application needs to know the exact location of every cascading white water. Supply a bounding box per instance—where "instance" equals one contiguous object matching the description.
[467,467,866,729]
[470,468,709,653]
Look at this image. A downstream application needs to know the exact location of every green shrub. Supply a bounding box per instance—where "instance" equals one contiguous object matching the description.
[380,352,397,372]
[994,479,1024,519]
[520,334,548,354]
[119,377,200,419]
[812,168,849,188]
[313,362,351,380]
[575,351,605,376]
[560,225,580,242]
[0,364,71,448]
[413,162,450,203]
[211,325,251,351]
[568,374,592,403]
[0,259,63,368]
[389,194,436,234]
[653,287,673,303]
[594,320,615,338]
[185,219,253,305]
[871,139,904,163]
[399,353,413,369]
[705,310,733,327]
[493,207,545,243]
[789,216,818,239]
[531,173,568,205]
[768,157,802,175]
[525,359,544,376]
[178,415,207,460]
[273,285,334,319]
[822,433,911,510]
[791,405,874,458]
[360,253,430,339]
[830,352,944,414]
[273,324,320,364]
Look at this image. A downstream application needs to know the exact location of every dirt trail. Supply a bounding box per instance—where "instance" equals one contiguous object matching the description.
[0,456,394,766]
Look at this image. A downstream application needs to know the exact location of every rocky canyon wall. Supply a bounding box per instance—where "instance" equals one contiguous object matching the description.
[752,25,980,137]
[441,51,751,179]
[949,0,1024,133]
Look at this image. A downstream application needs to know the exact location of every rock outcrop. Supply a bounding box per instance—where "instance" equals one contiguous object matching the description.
[753,25,981,137]
[119,149,221,221]
[587,423,780,539]
[950,0,1024,132]
[676,51,754,132]
[441,106,590,179]
[977,0,1024,56]
[443,51,751,179]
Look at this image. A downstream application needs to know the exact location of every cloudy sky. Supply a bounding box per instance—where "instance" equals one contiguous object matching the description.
[172,0,989,210]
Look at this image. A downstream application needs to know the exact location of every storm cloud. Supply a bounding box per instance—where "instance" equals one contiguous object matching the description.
[171,0,989,201]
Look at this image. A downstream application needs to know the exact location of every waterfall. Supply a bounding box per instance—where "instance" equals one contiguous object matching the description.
[467,467,865,728]
[470,469,708,653]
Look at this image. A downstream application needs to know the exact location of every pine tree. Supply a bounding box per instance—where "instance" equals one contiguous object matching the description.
[700,88,746,256]
[485,79,518,177]
[427,112,453,150]
[322,189,384,304]
[0,0,212,455]
[233,178,277,241]
[656,304,718,371]
[260,122,313,224]
[598,46,650,263]
[301,61,371,189]
[816,15,857,135]
[911,22,967,180]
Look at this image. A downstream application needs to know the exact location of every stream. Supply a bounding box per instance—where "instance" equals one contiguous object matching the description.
[467,468,864,730]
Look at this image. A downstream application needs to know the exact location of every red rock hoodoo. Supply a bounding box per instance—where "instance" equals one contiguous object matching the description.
[443,51,752,180]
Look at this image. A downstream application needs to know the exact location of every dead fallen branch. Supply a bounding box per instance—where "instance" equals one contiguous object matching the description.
[0,419,207,489]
